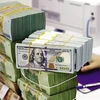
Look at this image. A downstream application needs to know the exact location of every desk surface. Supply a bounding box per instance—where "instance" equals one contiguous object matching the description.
[76,89,100,100]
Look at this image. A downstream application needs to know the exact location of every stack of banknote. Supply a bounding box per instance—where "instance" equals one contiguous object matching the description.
[0,1,46,99]
[0,53,21,82]
[18,78,77,100]
[0,81,21,100]
[0,1,45,41]
[0,35,21,62]
[16,29,93,73]
[0,72,21,95]
[21,69,78,96]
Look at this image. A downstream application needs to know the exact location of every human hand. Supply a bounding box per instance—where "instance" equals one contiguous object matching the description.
[81,54,100,72]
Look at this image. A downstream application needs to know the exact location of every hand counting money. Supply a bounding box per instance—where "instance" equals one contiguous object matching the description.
[16,30,93,73]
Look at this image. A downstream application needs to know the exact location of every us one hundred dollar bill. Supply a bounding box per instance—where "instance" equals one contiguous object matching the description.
[16,43,76,73]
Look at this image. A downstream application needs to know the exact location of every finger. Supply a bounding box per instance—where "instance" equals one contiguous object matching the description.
[81,62,98,72]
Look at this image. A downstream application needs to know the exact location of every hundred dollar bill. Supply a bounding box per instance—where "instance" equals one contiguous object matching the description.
[21,69,78,96]
[0,53,21,82]
[0,72,21,94]
[16,43,76,73]
[0,1,45,41]
[28,31,93,66]
[18,78,76,100]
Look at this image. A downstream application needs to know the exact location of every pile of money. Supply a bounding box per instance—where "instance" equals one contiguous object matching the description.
[16,30,93,73]
[21,69,78,95]
[18,78,76,100]
[0,72,21,95]
[0,1,47,99]
[0,1,93,99]
[0,1,45,41]
[0,81,21,100]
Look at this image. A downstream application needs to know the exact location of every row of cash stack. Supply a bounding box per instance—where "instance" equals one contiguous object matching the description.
[0,1,93,100]
[16,29,93,73]
[0,1,45,41]
[0,31,21,99]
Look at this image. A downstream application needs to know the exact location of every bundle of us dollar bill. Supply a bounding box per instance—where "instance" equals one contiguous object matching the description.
[21,69,77,96]
[16,30,93,73]
[18,78,76,100]
[0,53,21,82]
[0,1,45,41]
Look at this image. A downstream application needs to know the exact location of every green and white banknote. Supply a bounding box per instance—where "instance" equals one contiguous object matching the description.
[0,53,21,82]
[0,35,21,62]
[0,72,20,94]
[18,78,77,100]
[0,81,21,100]
[21,69,78,96]
[0,1,45,41]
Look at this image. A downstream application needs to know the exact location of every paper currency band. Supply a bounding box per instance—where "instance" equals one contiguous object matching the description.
[0,5,32,34]
[22,92,41,100]
[51,34,59,41]
[21,69,77,89]
[25,83,28,99]
[25,83,40,100]
[28,31,51,71]
[27,31,59,71]
[0,3,23,31]
[28,41,34,70]
[36,88,40,100]
[63,35,74,46]
[3,56,6,74]
[38,32,46,39]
